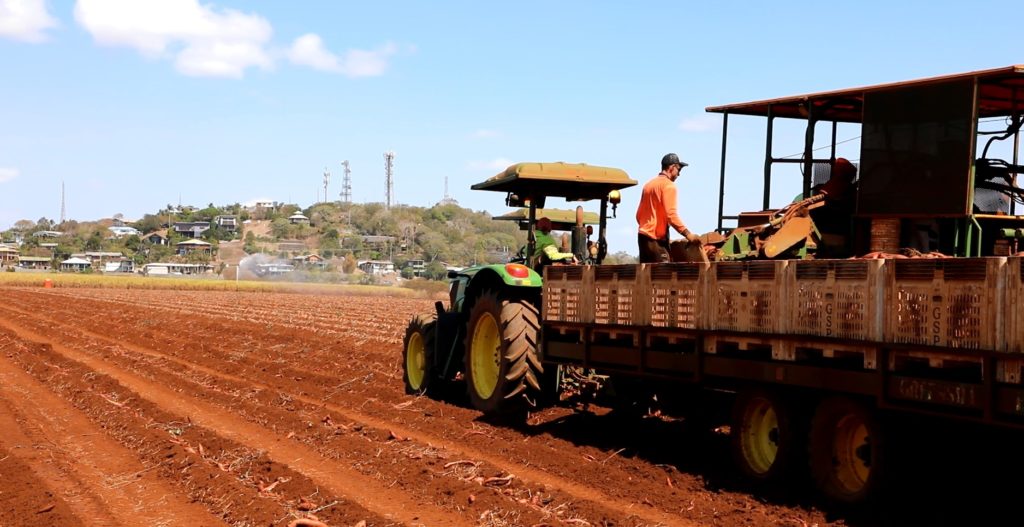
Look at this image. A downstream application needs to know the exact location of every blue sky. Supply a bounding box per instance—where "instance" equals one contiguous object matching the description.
[1,0,1022,253]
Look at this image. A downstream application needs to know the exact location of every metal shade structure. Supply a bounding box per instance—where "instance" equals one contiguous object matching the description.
[706,65,1024,123]
[471,162,637,201]
[493,208,601,231]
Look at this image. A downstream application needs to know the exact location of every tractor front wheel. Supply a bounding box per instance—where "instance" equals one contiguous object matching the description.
[463,290,542,414]
[402,313,438,395]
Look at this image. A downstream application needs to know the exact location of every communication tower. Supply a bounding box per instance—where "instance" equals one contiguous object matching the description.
[340,160,352,204]
[384,151,396,209]
[60,180,66,224]
[323,167,331,203]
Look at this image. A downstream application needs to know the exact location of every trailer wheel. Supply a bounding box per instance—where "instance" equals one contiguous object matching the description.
[808,397,884,504]
[464,290,542,414]
[402,313,438,395]
[731,389,801,483]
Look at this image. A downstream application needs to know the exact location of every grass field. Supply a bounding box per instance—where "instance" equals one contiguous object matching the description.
[0,272,429,297]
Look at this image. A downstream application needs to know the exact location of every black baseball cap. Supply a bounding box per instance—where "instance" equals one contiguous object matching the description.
[661,153,688,169]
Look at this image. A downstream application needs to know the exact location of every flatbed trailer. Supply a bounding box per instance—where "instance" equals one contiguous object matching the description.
[544,257,1024,426]
[541,256,1024,503]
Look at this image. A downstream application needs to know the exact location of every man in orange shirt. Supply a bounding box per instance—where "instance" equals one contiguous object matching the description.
[636,153,700,263]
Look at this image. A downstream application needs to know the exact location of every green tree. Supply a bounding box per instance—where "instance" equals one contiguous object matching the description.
[342,253,357,274]
[425,261,447,280]
[133,214,163,234]
[270,218,291,239]
[84,230,104,251]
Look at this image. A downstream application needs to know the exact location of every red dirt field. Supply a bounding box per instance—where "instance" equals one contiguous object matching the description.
[0,286,1020,527]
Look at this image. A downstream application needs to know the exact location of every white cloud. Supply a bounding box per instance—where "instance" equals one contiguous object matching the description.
[472,129,500,139]
[0,167,19,183]
[678,114,717,132]
[287,33,397,77]
[0,0,58,42]
[73,0,273,78]
[467,158,513,171]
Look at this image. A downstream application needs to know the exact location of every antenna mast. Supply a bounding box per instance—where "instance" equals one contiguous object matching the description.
[60,180,66,224]
[323,167,331,204]
[340,160,352,204]
[384,151,395,209]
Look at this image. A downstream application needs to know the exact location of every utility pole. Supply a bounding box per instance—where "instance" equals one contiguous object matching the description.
[384,151,395,210]
[340,160,352,204]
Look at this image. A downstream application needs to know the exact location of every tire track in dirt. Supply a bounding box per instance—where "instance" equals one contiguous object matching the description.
[0,298,697,527]
[0,348,225,527]
[0,313,483,527]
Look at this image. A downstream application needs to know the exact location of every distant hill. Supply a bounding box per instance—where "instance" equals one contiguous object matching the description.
[1,201,530,273]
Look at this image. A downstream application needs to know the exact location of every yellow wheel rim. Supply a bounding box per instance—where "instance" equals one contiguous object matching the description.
[405,331,426,391]
[470,311,500,400]
[740,397,779,475]
[833,414,871,494]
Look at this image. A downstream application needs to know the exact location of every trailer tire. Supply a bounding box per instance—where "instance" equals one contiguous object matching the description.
[731,389,802,484]
[808,397,884,505]
[464,290,542,414]
[402,313,438,395]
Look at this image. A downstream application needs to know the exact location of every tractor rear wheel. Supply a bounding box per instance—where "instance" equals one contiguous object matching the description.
[402,313,438,395]
[808,397,884,505]
[464,290,542,414]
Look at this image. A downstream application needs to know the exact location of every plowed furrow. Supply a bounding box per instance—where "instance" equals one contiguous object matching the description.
[0,343,224,527]
[0,297,697,527]
[0,314,527,527]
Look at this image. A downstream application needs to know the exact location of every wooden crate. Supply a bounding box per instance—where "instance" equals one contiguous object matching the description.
[1006,258,1024,353]
[708,261,788,333]
[593,264,643,326]
[646,262,707,329]
[885,258,1005,351]
[787,259,884,341]
[543,265,592,323]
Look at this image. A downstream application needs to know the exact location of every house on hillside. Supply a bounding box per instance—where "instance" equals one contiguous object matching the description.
[402,259,426,277]
[292,254,326,269]
[32,230,63,238]
[176,239,213,256]
[288,213,310,225]
[74,252,124,267]
[103,260,135,273]
[142,231,169,245]
[254,262,294,276]
[172,221,210,238]
[213,215,238,232]
[357,260,395,275]
[60,257,91,271]
[18,256,51,270]
[142,262,214,276]
[0,245,18,266]
[108,226,141,238]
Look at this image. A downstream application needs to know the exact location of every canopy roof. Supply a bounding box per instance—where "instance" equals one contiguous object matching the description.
[61,257,91,265]
[706,65,1024,123]
[471,162,637,200]
[493,208,600,229]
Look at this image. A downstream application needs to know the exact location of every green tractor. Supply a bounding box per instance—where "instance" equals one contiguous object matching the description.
[401,162,637,414]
